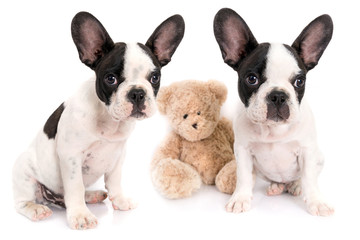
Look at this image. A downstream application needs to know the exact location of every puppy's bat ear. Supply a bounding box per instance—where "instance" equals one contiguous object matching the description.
[71,12,114,70]
[213,8,258,70]
[291,14,333,71]
[145,15,185,67]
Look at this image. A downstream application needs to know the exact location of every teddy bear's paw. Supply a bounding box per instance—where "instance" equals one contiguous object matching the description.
[151,158,202,199]
[215,160,236,194]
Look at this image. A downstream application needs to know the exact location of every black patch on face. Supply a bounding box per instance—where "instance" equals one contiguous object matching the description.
[95,42,126,105]
[137,43,162,96]
[43,103,65,139]
[237,43,270,107]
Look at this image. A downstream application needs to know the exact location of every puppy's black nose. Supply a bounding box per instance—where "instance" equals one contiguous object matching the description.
[128,88,146,105]
[267,91,289,107]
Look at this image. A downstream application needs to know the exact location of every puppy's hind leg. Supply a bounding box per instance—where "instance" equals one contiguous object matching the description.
[12,152,52,221]
[85,190,108,204]
[266,182,285,196]
[285,179,302,196]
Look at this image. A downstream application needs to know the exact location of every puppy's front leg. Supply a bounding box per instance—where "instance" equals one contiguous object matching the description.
[105,148,137,211]
[301,147,334,216]
[60,154,97,230]
[226,143,254,213]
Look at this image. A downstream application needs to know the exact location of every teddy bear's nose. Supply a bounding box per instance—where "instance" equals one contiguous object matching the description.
[192,123,198,129]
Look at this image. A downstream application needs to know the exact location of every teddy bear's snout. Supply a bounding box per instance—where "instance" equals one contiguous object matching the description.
[192,123,198,129]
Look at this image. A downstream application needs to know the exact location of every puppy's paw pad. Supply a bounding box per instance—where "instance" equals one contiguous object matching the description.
[267,182,285,196]
[307,201,334,217]
[110,197,138,211]
[68,211,98,230]
[85,190,108,204]
[225,196,252,213]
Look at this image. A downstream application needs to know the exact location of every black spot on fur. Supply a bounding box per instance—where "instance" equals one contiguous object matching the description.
[43,103,65,139]
[237,43,270,107]
[95,43,126,105]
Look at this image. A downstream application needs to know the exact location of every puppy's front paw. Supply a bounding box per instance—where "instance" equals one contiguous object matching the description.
[67,208,98,230]
[225,195,252,213]
[110,196,138,211]
[307,201,334,216]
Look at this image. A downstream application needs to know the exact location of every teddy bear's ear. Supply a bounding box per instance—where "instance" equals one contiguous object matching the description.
[156,85,173,114]
[207,80,228,105]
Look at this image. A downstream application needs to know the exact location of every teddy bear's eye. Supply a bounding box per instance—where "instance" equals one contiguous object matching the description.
[197,111,201,115]
[183,114,188,119]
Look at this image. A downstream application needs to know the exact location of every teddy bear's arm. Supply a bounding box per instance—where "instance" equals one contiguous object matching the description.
[152,131,182,166]
[219,117,235,151]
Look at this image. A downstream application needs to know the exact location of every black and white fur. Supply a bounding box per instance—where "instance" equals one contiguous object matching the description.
[12,12,184,229]
[214,8,333,216]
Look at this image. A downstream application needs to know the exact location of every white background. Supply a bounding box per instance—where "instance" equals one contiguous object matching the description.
[1,0,359,239]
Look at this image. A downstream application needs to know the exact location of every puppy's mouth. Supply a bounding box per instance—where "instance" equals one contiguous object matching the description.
[129,105,147,119]
[267,104,290,122]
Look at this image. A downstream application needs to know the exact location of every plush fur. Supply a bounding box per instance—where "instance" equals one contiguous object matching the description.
[151,80,236,198]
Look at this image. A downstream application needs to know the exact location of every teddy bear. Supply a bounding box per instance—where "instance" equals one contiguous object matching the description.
[150,79,237,199]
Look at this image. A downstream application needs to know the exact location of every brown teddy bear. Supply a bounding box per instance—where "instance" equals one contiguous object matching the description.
[151,79,237,199]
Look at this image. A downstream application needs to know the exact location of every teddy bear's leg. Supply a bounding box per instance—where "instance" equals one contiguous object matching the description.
[151,158,202,199]
[215,160,237,194]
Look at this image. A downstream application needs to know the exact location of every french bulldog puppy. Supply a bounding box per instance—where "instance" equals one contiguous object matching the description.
[214,8,333,216]
[12,12,185,229]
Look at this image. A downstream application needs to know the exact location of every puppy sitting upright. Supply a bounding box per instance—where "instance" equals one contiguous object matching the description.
[12,12,184,229]
[214,8,333,216]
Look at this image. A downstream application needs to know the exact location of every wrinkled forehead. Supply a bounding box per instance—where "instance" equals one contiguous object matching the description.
[265,43,303,84]
[123,42,160,82]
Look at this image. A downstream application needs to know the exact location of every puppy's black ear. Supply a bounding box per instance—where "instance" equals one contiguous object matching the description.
[214,8,258,70]
[71,12,114,69]
[291,14,333,71]
[145,15,185,67]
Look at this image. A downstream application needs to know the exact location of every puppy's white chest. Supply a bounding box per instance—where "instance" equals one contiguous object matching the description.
[250,141,301,183]
[81,140,125,186]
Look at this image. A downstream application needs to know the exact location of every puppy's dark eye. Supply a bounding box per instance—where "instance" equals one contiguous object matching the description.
[150,72,161,85]
[294,78,305,88]
[105,74,117,86]
[183,114,188,119]
[245,74,259,86]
